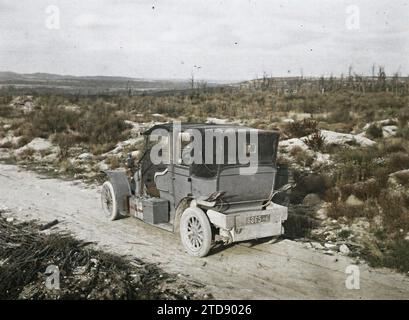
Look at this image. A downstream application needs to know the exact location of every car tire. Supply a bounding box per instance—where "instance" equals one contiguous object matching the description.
[101,181,120,221]
[180,207,212,257]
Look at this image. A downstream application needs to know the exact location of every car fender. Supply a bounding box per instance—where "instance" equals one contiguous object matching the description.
[102,170,131,215]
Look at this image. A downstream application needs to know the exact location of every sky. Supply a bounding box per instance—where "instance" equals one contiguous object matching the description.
[0,0,408,81]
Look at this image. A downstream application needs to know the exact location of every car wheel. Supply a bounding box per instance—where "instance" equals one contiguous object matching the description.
[101,181,120,221]
[180,207,212,257]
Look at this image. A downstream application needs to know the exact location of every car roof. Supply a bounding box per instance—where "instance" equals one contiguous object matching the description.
[142,122,278,135]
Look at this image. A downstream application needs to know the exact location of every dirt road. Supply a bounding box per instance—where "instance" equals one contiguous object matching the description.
[0,163,408,299]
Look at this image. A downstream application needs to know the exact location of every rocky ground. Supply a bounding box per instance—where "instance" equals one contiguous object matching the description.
[0,107,406,259]
[1,163,409,299]
[1,95,409,298]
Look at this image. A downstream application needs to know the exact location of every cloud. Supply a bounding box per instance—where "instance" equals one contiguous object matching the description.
[0,0,407,80]
[73,14,117,28]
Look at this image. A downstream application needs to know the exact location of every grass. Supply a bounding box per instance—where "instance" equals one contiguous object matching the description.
[363,239,409,273]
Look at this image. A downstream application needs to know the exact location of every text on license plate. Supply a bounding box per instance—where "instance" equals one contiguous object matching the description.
[246,214,270,225]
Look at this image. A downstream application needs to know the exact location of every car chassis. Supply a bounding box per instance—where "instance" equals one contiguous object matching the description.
[101,123,289,257]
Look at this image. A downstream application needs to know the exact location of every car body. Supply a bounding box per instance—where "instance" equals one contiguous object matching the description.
[101,122,289,257]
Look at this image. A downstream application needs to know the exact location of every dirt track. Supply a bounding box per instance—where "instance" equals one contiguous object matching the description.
[0,163,408,299]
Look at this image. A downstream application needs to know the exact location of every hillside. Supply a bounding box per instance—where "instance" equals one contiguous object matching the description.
[0,71,218,95]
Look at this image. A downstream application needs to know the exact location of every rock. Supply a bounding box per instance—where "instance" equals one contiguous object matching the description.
[314,152,332,165]
[339,244,350,255]
[373,215,383,227]
[350,218,371,237]
[98,161,109,171]
[206,117,229,125]
[302,193,322,206]
[42,152,58,163]
[63,104,81,112]
[303,242,313,249]
[345,195,364,207]
[16,138,53,154]
[388,169,409,188]
[0,149,12,160]
[279,138,309,152]
[6,217,14,223]
[0,134,23,147]
[316,207,327,220]
[282,118,295,124]
[296,173,326,194]
[324,243,337,249]
[90,258,99,267]
[405,233,409,241]
[131,150,141,159]
[78,152,93,161]
[363,118,398,131]
[10,96,34,113]
[287,112,312,121]
[124,120,142,137]
[311,242,325,250]
[3,124,11,130]
[103,137,143,156]
[304,130,375,147]
[382,125,398,138]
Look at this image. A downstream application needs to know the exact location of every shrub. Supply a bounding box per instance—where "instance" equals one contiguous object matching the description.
[30,106,78,138]
[0,105,14,118]
[327,109,353,124]
[284,119,318,138]
[78,105,130,146]
[52,133,83,159]
[381,241,409,273]
[59,159,81,175]
[366,124,383,139]
[364,239,409,273]
[90,143,116,155]
[339,178,381,201]
[398,107,409,127]
[18,148,35,160]
[326,201,363,219]
[289,145,304,157]
[382,140,407,154]
[304,131,326,151]
[338,229,352,239]
[293,150,314,167]
[387,152,409,172]
[326,199,378,220]
[106,155,121,169]
[16,136,30,148]
[0,140,13,148]
[396,126,409,139]
[378,193,409,235]
[331,147,381,184]
[324,187,341,203]
[283,205,318,239]
[393,170,409,186]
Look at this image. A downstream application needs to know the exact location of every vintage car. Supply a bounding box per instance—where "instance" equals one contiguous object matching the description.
[101,123,289,257]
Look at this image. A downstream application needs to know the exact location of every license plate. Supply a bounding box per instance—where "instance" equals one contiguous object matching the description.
[246,214,270,225]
